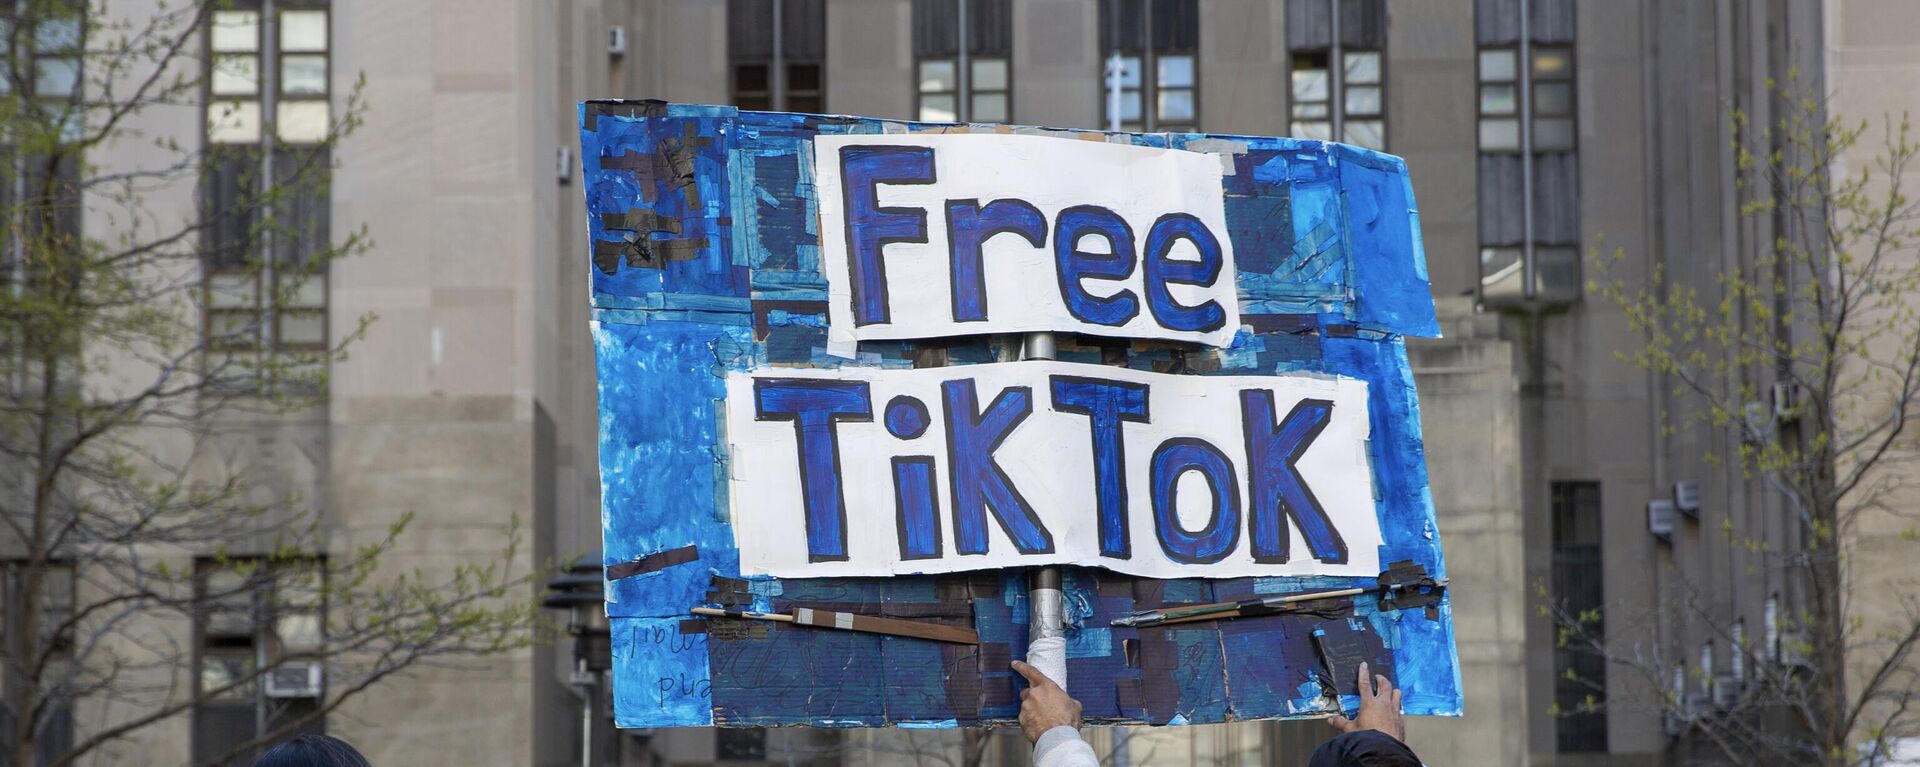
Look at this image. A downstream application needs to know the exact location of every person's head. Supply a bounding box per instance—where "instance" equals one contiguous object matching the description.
[251,735,371,767]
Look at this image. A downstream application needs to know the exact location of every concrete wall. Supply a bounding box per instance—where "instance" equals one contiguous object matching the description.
[1406,298,1528,767]
[1826,0,1920,752]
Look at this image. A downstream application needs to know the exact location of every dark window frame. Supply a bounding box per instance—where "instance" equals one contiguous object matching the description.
[1096,0,1200,132]
[1550,480,1608,753]
[1284,0,1388,150]
[0,561,76,767]
[912,0,1014,124]
[728,0,827,114]
[190,558,328,766]
[1474,0,1579,305]
[200,0,335,382]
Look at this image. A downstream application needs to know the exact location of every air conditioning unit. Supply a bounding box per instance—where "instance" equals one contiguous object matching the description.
[1648,500,1676,541]
[264,662,323,699]
[1772,381,1803,422]
[1673,480,1702,517]
[608,25,628,57]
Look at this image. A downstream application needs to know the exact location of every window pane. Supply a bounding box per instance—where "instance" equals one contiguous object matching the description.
[284,278,326,309]
[1479,49,1516,81]
[282,55,327,95]
[1291,66,1328,102]
[1116,90,1141,122]
[209,274,258,308]
[1533,47,1572,79]
[209,311,261,347]
[213,11,260,53]
[1158,55,1194,88]
[1535,82,1572,115]
[1479,84,1517,116]
[200,654,257,700]
[1534,116,1575,150]
[919,93,957,122]
[212,53,259,96]
[208,100,262,143]
[35,17,81,52]
[787,95,823,113]
[734,64,768,93]
[918,59,956,93]
[36,57,80,97]
[1294,102,1329,119]
[1479,118,1520,150]
[971,58,1008,91]
[1291,120,1332,142]
[278,311,326,346]
[1113,56,1141,89]
[1343,51,1381,85]
[1344,119,1384,150]
[1344,85,1381,117]
[276,612,323,653]
[971,93,1008,123]
[1480,247,1525,301]
[1535,247,1581,303]
[786,64,821,92]
[1158,89,1194,122]
[277,101,330,143]
[280,10,329,52]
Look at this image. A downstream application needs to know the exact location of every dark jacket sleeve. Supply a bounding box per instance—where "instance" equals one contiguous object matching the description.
[1307,730,1424,767]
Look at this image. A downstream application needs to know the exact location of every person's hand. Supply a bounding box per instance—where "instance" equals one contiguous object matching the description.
[1326,661,1406,743]
[1012,660,1082,744]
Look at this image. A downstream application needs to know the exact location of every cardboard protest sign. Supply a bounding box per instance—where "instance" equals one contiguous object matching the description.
[581,101,1458,729]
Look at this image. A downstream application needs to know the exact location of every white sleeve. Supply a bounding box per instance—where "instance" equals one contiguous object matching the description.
[1032,726,1100,767]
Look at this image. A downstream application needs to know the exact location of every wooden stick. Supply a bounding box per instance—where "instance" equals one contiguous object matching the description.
[1111,586,1369,628]
[691,606,794,622]
[790,607,979,645]
[691,606,979,645]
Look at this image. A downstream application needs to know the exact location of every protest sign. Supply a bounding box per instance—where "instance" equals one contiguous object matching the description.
[581,101,1458,729]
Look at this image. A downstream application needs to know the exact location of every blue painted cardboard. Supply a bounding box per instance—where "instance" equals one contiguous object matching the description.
[581,101,1459,728]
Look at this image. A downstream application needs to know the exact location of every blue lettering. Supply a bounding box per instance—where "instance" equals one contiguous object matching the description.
[892,456,943,560]
[1149,437,1242,564]
[943,379,1053,555]
[1142,213,1228,333]
[753,378,874,561]
[840,145,936,326]
[946,198,1047,322]
[1049,375,1150,559]
[1052,205,1139,327]
[1240,392,1344,563]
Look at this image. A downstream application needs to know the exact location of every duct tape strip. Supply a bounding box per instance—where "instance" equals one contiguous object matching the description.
[607,545,700,581]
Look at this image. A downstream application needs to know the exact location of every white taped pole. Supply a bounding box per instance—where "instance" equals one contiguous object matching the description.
[1021,332,1068,689]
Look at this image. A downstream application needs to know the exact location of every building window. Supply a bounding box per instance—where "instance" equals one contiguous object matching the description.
[202,1,333,384]
[913,0,1012,123]
[192,560,326,765]
[1551,480,1606,753]
[1098,0,1198,131]
[1,563,75,767]
[1284,0,1386,149]
[728,0,826,113]
[1476,0,1578,305]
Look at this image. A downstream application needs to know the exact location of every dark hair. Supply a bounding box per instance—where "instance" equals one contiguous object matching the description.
[251,735,371,767]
